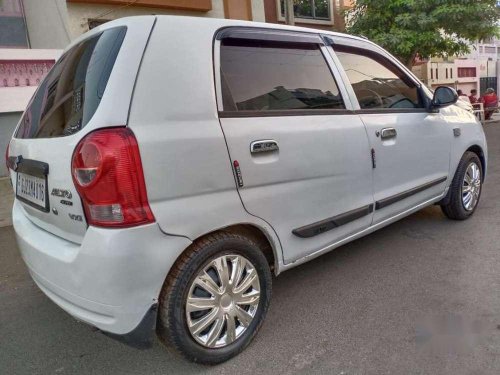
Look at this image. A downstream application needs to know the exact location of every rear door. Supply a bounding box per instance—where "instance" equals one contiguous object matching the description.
[328,37,451,224]
[7,18,155,243]
[215,28,374,264]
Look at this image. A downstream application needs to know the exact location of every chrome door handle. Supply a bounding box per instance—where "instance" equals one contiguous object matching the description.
[250,140,279,154]
[380,127,397,140]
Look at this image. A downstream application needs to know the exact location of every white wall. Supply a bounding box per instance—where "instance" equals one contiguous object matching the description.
[65,0,227,39]
[22,0,71,49]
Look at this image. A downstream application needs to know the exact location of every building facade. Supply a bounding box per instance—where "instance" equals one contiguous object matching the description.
[264,0,352,31]
[21,0,266,49]
[412,37,500,98]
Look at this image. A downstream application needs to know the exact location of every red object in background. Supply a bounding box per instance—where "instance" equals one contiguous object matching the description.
[481,93,498,106]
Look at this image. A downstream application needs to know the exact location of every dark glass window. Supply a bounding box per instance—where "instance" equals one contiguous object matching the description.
[15,27,126,139]
[220,39,345,112]
[335,46,423,110]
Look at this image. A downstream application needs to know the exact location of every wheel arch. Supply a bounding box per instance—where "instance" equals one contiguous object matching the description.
[165,223,281,278]
[218,223,278,274]
[466,145,486,180]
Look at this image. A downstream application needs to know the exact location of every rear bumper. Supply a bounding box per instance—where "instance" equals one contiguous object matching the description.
[13,200,192,346]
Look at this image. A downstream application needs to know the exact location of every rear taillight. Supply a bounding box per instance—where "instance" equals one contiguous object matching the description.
[72,127,155,227]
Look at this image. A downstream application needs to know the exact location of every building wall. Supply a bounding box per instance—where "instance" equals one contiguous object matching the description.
[64,0,225,38]
[21,0,71,49]
[0,112,22,177]
[412,57,480,95]
[0,0,29,48]
[22,0,264,48]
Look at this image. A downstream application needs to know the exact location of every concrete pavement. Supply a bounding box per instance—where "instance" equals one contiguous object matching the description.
[0,177,13,227]
[1,122,500,374]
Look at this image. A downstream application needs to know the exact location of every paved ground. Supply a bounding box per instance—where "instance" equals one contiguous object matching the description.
[1,123,500,375]
[0,177,13,227]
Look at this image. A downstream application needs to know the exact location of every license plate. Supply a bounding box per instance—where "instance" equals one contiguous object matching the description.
[16,172,49,212]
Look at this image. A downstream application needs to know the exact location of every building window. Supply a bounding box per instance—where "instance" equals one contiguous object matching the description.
[435,68,438,80]
[430,68,433,80]
[450,69,453,79]
[457,67,476,78]
[278,0,333,24]
[445,68,448,79]
[484,46,496,54]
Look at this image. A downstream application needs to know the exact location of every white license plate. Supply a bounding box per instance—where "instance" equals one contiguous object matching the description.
[16,172,48,211]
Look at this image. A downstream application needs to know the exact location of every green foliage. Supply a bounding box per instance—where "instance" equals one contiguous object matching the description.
[345,0,500,67]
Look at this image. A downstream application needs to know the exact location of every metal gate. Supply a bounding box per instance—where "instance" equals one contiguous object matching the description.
[480,77,497,95]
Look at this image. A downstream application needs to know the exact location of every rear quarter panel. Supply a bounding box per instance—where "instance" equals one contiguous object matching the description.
[128,17,283,270]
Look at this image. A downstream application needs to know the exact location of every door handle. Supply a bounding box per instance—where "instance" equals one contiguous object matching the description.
[380,127,397,140]
[250,140,279,154]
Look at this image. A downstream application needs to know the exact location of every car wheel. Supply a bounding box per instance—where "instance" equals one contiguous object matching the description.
[157,232,272,364]
[441,151,483,220]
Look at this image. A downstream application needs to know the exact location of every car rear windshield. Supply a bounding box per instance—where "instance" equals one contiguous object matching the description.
[15,27,126,139]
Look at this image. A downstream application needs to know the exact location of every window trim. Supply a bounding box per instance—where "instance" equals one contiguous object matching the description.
[276,0,334,26]
[215,26,324,45]
[218,109,353,118]
[218,108,428,118]
[330,43,428,113]
[214,28,350,117]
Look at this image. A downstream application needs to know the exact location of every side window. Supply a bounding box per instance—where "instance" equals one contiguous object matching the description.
[220,38,345,112]
[334,46,423,110]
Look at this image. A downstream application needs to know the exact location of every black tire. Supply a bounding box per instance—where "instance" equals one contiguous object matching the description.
[157,232,272,365]
[441,151,483,220]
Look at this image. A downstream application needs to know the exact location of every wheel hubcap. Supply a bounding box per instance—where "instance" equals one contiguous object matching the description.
[462,162,481,211]
[186,254,260,348]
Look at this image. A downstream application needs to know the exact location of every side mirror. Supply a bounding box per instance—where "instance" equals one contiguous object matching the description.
[431,86,458,108]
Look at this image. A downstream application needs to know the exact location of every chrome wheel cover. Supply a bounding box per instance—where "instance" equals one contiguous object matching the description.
[186,254,260,348]
[462,162,481,211]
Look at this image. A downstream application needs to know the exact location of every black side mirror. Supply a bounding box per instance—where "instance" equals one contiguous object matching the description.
[431,86,458,108]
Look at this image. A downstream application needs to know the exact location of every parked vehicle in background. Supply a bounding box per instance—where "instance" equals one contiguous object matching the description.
[5,16,487,364]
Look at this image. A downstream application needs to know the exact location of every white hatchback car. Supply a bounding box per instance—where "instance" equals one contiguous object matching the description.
[6,16,487,364]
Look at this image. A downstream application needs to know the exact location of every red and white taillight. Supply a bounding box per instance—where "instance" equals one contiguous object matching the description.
[71,127,155,227]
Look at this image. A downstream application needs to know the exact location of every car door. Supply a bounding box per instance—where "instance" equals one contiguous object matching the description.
[326,37,451,224]
[215,28,375,264]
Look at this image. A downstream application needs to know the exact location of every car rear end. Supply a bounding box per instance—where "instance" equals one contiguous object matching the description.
[5,16,191,346]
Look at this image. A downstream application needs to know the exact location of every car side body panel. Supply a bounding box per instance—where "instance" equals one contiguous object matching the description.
[128,17,285,272]
[129,16,487,276]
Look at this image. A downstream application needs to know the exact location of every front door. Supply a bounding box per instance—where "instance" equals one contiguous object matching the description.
[215,29,375,263]
[330,39,451,224]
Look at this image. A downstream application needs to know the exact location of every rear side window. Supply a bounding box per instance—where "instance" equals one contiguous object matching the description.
[15,27,126,139]
[220,38,345,112]
[334,45,423,110]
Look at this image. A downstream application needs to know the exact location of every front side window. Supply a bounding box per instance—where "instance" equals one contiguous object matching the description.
[220,38,345,112]
[335,46,423,110]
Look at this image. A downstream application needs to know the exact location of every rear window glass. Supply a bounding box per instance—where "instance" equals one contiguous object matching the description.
[220,38,345,112]
[15,27,126,139]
